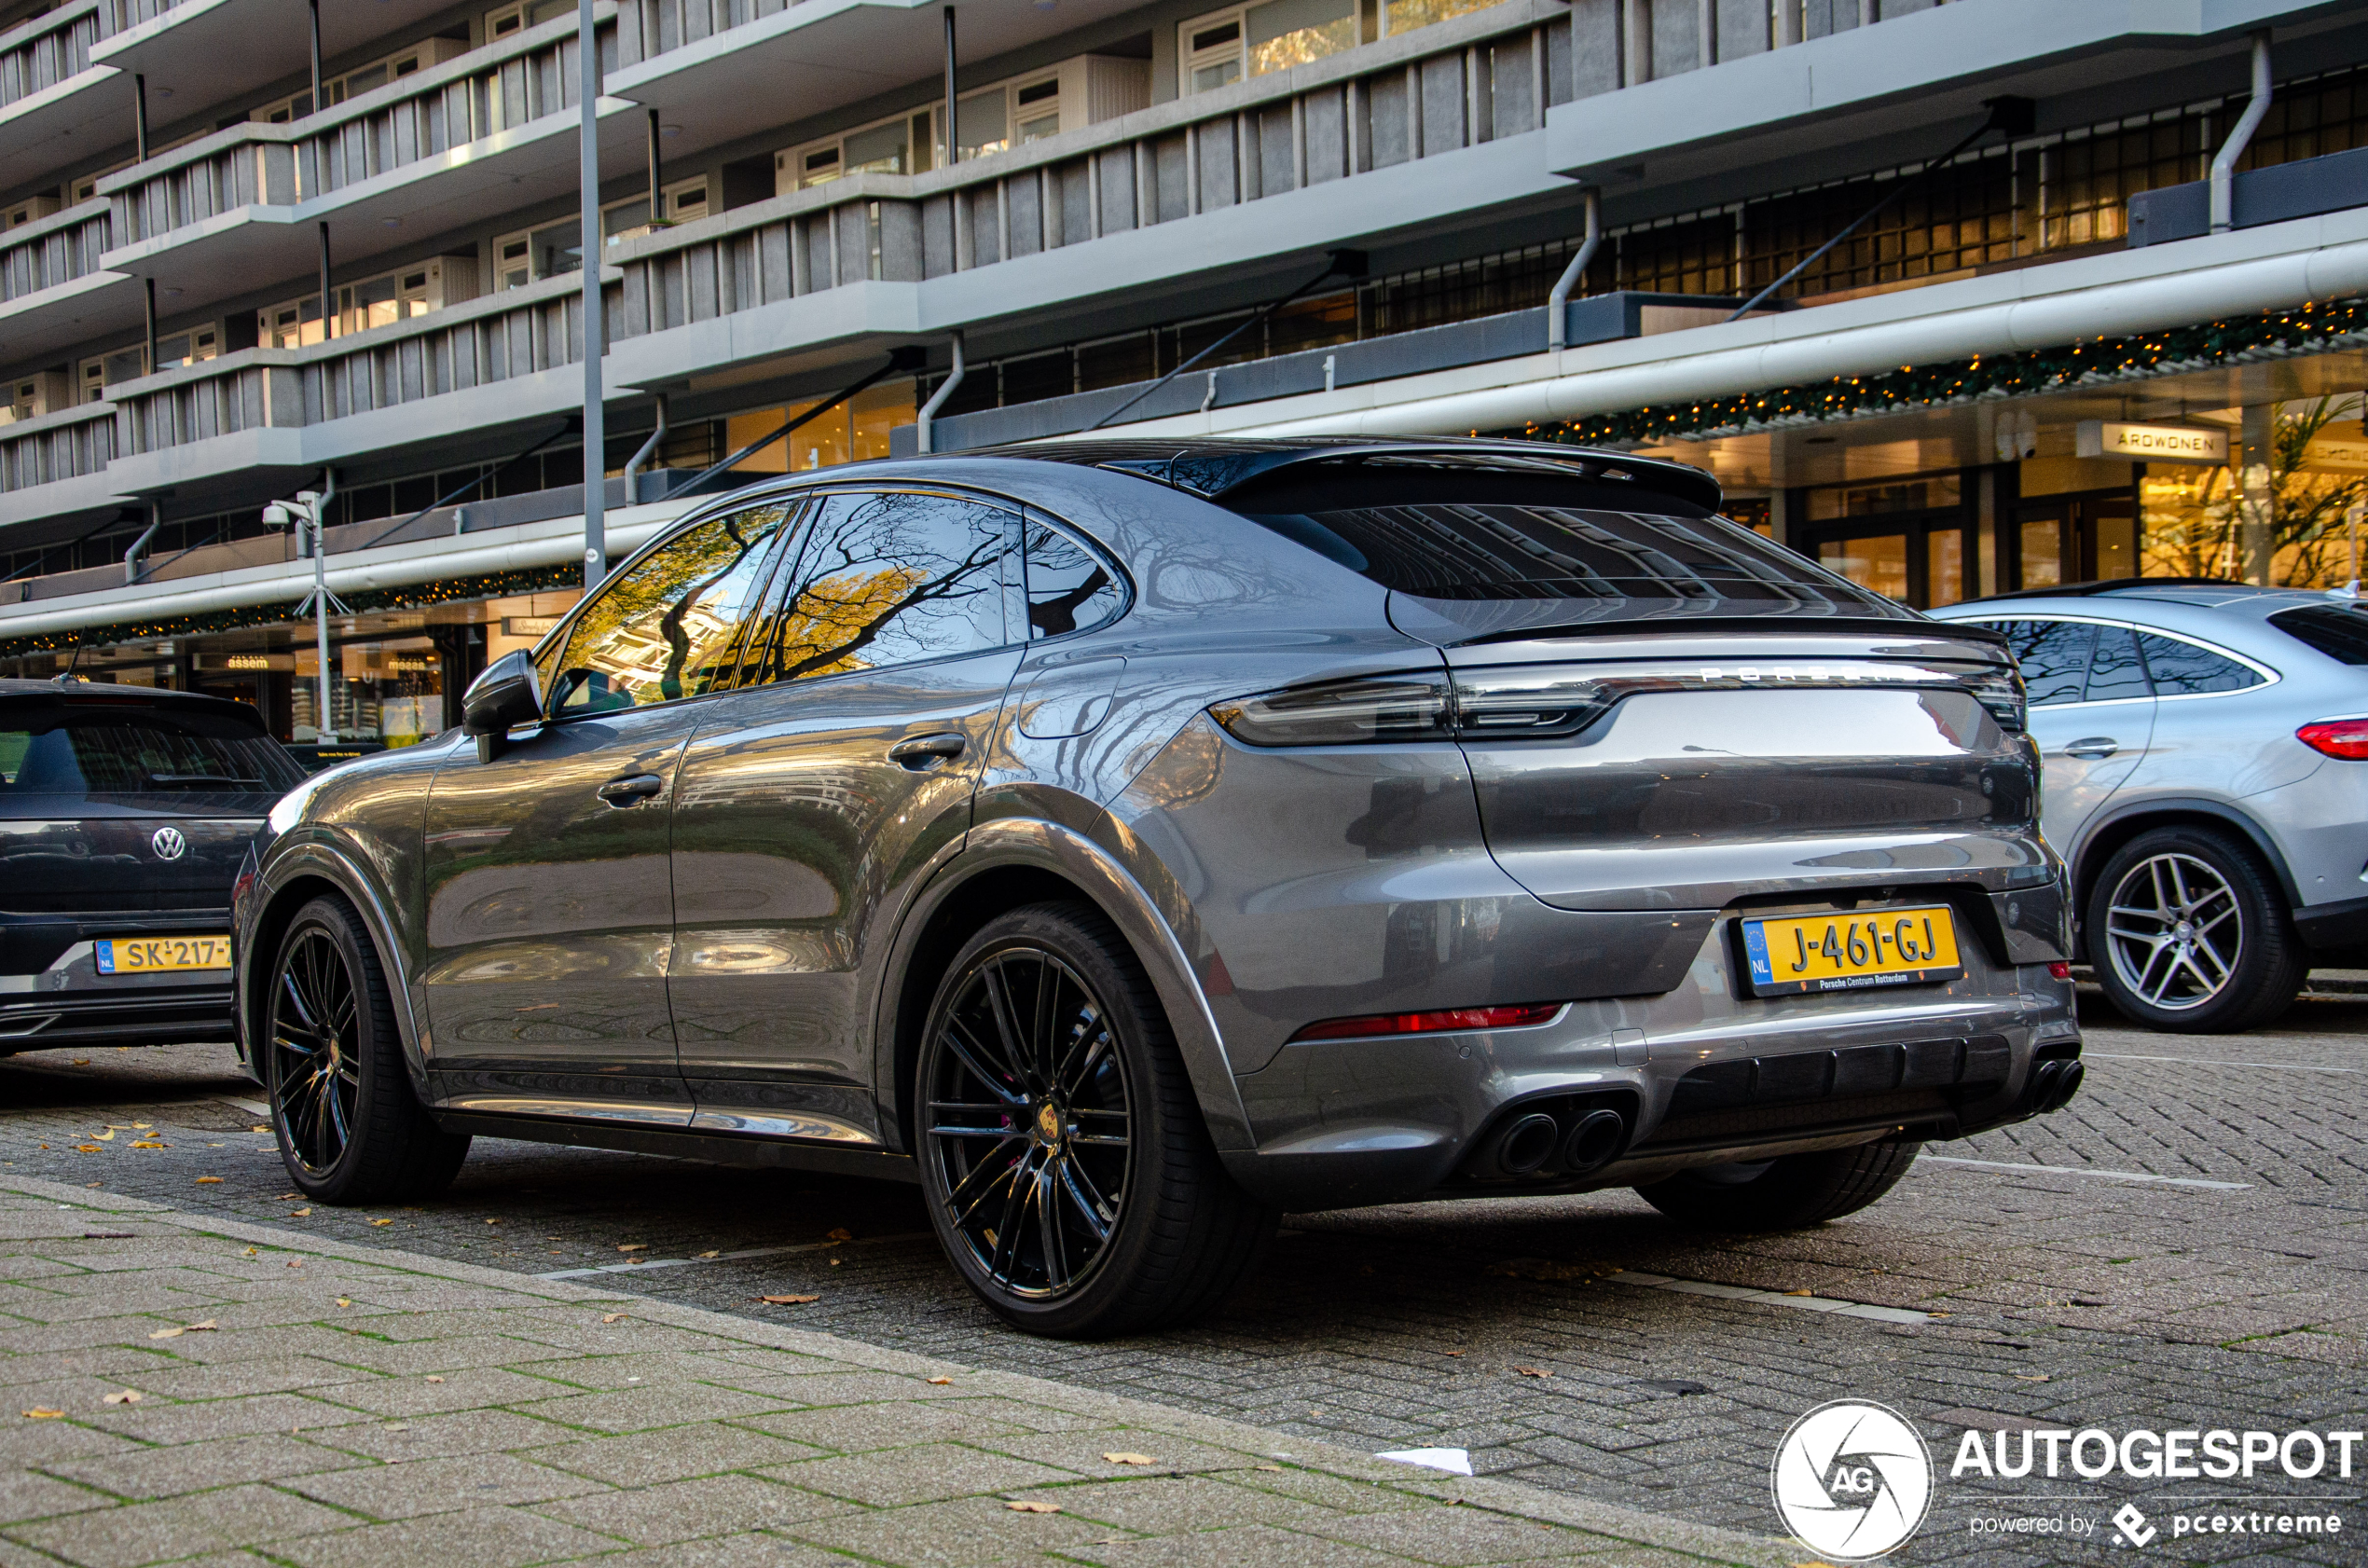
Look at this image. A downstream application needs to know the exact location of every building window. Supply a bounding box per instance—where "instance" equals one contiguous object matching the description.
[249,37,467,124]
[781,113,935,191]
[262,258,474,343]
[484,0,573,41]
[1181,0,1357,97]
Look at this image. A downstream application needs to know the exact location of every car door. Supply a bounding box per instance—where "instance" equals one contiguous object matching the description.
[1987,617,2155,858]
[667,487,1023,1142]
[419,500,797,1117]
[2119,626,2279,797]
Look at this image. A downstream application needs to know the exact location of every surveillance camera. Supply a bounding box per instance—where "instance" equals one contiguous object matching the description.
[262,502,293,530]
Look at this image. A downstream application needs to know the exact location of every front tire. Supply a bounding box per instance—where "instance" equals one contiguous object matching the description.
[915,901,1273,1338]
[265,894,470,1204]
[2086,825,2302,1034]
[1636,1139,1921,1231]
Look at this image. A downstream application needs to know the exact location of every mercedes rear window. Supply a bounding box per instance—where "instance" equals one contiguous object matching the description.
[0,702,303,799]
[1224,468,1899,612]
[2269,604,2368,666]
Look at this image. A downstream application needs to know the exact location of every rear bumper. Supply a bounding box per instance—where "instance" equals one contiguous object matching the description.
[0,916,236,1050]
[1226,916,2079,1212]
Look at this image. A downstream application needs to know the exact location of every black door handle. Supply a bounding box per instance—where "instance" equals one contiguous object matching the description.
[888,733,967,770]
[598,773,666,805]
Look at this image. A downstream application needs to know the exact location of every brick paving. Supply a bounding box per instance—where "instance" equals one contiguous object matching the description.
[0,989,2362,1563]
[0,1176,1776,1568]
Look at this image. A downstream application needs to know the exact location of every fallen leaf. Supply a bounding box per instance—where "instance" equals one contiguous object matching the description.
[1005,1500,1061,1514]
[368,1218,392,1227]
[384,1423,410,1433]
[1514,1367,1554,1378]
[72,1059,89,1066]
[1103,1451,1157,1465]
[132,1123,150,1131]
[484,1218,501,1225]
[241,1248,256,1258]
[285,1259,303,1269]
[185,1321,216,1333]
[289,1208,311,1217]
[753,1294,819,1305]
[1929,1311,1950,1318]
[2014,1372,2051,1382]
[101,1390,141,1405]
[425,1376,445,1383]
[695,1250,720,1259]
[94,1130,116,1142]
[926,1376,953,1385]
[278,1193,299,1200]
[1443,1351,1466,1357]
[75,1145,100,1154]
[147,1327,184,1340]
[1255,1464,1285,1472]
[250,1125,270,1134]
[335,1298,352,1309]
[21,1409,62,1420]
[600,1313,628,1325]
[825,1228,854,1242]
[194,1176,223,1185]
[1782,1288,1814,1298]
[130,1142,167,1150]
[616,1244,645,1253]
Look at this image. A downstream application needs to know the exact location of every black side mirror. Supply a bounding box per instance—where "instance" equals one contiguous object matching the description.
[461,650,544,762]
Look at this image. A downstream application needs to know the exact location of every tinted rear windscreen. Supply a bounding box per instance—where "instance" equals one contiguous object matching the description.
[1228,470,1901,612]
[0,704,302,802]
[2269,604,2368,665]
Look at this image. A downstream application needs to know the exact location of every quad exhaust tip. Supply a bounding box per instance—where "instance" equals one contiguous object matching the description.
[1469,1102,1631,1182]
[2028,1057,2085,1115]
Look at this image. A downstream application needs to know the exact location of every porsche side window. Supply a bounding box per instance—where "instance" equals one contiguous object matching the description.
[547,503,796,715]
[1022,518,1122,638]
[746,490,1012,684]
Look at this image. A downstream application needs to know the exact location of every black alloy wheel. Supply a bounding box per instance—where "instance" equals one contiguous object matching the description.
[916,901,1273,1337]
[269,920,362,1175]
[265,895,471,1203]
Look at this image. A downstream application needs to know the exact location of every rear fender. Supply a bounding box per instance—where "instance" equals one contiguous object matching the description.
[874,816,1252,1155]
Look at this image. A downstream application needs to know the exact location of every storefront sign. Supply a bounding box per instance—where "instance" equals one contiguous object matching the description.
[502,615,560,638]
[2300,436,2368,473]
[2075,420,2227,463]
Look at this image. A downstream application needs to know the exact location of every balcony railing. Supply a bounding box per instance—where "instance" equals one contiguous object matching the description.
[1,0,101,112]
[0,403,117,498]
[0,199,112,306]
[103,7,615,250]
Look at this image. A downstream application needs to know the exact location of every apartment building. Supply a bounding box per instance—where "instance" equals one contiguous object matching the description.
[0,0,2361,747]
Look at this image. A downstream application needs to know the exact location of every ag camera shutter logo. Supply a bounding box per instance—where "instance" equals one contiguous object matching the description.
[1771,1399,1933,1560]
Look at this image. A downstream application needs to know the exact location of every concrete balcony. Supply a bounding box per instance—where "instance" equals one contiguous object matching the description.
[0,199,132,365]
[0,401,119,517]
[0,0,128,195]
[93,7,639,312]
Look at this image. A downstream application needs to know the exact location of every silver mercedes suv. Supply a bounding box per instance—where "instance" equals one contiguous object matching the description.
[233,438,2081,1337]
[1932,581,2368,1033]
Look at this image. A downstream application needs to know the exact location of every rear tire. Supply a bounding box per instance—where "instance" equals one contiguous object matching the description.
[914,901,1274,1338]
[265,895,469,1204]
[2086,825,2302,1034]
[1636,1139,1921,1231]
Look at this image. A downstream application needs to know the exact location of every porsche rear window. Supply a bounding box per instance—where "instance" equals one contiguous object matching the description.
[1228,471,1896,611]
[2270,604,2368,665]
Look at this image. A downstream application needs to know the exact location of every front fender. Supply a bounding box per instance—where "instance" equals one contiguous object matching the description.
[241,834,432,1104]
[874,816,1254,1155]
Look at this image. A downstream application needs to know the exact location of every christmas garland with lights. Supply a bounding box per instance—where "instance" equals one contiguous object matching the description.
[0,564,584,661]
[1508,296,2368,448]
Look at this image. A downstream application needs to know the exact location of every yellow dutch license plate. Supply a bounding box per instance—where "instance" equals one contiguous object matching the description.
[96,936,231,975]
[1741,906,1962,997]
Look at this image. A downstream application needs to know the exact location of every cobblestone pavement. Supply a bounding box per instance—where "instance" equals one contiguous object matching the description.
[0,1177,1776,1568]
[0,989,2362,1565]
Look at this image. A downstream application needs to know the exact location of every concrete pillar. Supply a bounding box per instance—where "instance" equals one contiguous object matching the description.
[2239,402,2275,585]
[1976,465,2001,597]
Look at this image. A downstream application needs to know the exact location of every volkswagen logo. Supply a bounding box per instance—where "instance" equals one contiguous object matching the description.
[150,826,187,861]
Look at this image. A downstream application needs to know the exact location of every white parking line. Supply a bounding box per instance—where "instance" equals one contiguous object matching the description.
[2086,1052,2363,1075]
[534,1231,932,1280]
[1919,1155,2250,1190]
[220,1097,270,1118]
[1604,1271,1935,1324]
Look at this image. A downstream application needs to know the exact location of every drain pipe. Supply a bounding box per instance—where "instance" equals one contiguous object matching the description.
[1546,188,1602,351]
[123,500,161,585]
[914,330,965,454]
[2210,31,2273,235]
[621,392,668,503]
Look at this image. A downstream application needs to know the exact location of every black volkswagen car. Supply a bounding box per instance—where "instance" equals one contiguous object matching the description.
[2,680,303,1052]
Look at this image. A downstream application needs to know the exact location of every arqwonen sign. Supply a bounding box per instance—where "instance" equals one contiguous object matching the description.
[2075,420,2228,463]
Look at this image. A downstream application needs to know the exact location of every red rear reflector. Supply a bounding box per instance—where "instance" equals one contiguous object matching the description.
[2298,721,2368,760]
[2047,961,2072,981]
[1288,1003,1559,1043]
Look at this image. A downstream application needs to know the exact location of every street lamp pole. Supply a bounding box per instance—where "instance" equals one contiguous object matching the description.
[578,0,605,590]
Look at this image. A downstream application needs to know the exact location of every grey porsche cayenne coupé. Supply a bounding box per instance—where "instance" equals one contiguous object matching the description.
[233,437,2082,1336]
